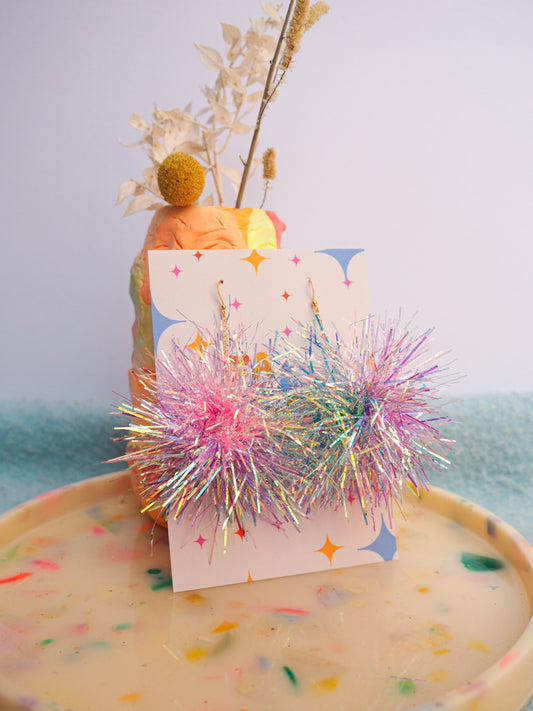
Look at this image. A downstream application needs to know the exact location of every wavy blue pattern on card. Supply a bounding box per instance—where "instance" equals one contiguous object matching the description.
[151,302,185,351]
[317,249,364,281]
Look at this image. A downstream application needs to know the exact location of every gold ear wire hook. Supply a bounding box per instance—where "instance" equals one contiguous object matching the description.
[308,278,319,315]
[217,279,227,318]
[308,277,327,342]
[217,279,230,362]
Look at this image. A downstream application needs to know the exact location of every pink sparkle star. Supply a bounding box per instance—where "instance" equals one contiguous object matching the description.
[343,278,352,288]
[194,534,207,548]
[231,298,242,311]
[170,265,182,278]
[282,326,293,338]
[291,255,301,267]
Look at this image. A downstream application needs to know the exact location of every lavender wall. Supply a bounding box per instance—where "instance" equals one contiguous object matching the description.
[1,0,532,400]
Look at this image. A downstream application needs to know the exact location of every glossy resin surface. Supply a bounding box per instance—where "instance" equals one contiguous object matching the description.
[0,472,532,711]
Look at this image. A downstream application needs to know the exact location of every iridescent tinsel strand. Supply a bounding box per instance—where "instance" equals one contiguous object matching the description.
[114,333,309,530]
[275,314,455,517]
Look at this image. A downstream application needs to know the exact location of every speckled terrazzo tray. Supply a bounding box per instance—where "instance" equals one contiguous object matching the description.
[0,471,532,711]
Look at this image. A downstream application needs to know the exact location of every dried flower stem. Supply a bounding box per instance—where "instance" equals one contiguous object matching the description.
[220,97,246,154]
[203,132,225,205]
[234,0,297,208]
[121,3,327,216]
[259,183,270,209]
[132,179,160,197]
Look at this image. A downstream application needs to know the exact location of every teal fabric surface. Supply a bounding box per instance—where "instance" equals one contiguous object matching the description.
[1,395,531,542]
[0,400,125,512]
[436,393,533,546]
[0,395,532,708]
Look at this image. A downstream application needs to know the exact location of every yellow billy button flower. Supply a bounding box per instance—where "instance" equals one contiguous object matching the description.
[157,152,205,206]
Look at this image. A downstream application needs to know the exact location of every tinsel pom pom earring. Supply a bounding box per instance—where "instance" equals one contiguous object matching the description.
[112,278,309,533]
[288,280,454,518]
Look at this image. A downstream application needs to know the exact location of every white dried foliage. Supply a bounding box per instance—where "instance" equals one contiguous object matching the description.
[220,166,244,186]
[194,43,224,72]
[115,179,137,205]
[129,113,148,131]
[123,193,160,217]
[119,0,328,214]
[261,1,284,25]
[119,4,285,213]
